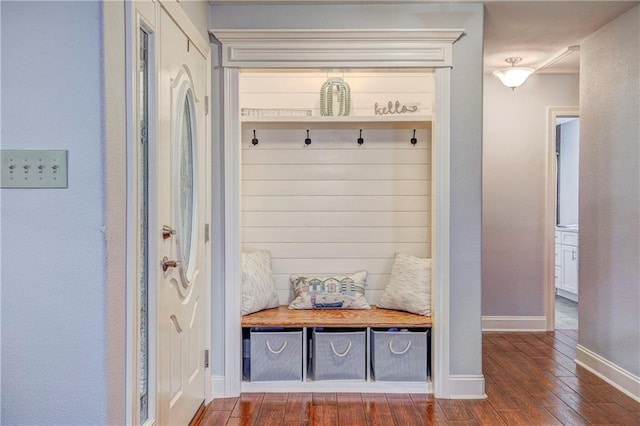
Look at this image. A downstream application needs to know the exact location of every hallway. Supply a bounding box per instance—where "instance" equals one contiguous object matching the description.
[195,331,640,425]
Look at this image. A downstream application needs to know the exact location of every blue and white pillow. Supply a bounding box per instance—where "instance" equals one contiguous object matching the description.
[288,271,370,310]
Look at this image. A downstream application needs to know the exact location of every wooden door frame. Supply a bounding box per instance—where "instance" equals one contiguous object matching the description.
[545,106,579,331]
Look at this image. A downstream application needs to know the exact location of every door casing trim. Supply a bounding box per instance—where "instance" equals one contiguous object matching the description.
[212,28,462,398]
[545,106,579,331]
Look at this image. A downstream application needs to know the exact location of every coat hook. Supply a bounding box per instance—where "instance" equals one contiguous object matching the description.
[251,129,259,146]
[410,129,417,145]
[357,129,364,145]
[304,129,312,146]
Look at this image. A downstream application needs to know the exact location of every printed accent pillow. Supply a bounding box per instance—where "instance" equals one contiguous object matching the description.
[377,253,431,315]
[241,250,280,315]
[288,271,371,310]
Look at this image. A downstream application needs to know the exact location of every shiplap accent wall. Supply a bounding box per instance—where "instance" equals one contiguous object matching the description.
[240,71,433,305]
[240,70,433,117]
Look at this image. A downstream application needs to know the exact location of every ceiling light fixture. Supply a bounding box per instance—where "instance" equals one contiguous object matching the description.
[493,57,534,90]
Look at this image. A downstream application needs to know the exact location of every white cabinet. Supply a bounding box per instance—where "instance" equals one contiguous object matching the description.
[555,229,578,301]
[561,245,578,294]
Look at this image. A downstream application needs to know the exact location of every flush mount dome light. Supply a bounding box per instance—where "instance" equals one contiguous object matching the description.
[493,57,534,90]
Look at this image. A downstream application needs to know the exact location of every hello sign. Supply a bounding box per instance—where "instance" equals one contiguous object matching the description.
[374,101,420,116]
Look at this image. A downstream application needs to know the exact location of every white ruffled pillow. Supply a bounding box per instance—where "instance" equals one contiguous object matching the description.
[288,271,370,310]
[241,250,280,315]
[377,253,431,315]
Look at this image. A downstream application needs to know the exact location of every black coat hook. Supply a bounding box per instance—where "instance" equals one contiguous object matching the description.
[304,129,312,146]
[410,129,417,145]
[357,129,364,145]
[251,130,259,146]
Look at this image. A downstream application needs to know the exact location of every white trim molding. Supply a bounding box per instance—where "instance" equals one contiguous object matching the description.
[210,29,464,68]
[212,27,464,397]
[433,67,451,399]
[482,316,547,332]
[576,345,640,402]
[104,1,128,424]
[242,381,432,394]
[211,375,227,400]
[449,375,487,399]
[223,67,242,397]
[545,106,579,331]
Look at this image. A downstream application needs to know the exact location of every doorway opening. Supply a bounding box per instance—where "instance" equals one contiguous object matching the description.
[547,108,579,332]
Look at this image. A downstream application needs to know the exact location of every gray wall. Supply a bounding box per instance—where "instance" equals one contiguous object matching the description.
[210,2,484,378]
[1,1,108,424]
[483,73,579,317]
[579,5,640,376]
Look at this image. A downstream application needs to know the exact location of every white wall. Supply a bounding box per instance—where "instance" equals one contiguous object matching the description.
[239,71,434,117]
[483,74,579,317]
[239,71,432,305]
[579,5,639,378]
[211,2,484,384]
[240,124,432,305]
[558,119,580,226]
[1,2,108,424]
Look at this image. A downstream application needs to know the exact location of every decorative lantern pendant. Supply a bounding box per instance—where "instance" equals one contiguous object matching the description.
[320,77,351,116]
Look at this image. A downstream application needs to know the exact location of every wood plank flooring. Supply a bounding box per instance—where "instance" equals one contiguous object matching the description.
[195,330,640,425]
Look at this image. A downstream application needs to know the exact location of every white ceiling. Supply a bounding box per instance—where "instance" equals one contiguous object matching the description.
[208,0,640,74]
[484,1,639,73]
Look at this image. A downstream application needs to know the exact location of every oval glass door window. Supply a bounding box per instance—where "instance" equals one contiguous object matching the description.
[178,92,196,279]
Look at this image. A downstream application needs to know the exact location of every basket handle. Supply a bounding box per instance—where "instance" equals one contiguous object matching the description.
[389,340,412,355]
[266,340,288,354]
[330,341,352,357]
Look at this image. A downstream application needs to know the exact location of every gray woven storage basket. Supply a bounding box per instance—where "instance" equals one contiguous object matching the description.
[250,329,303,381]
[371,329,428,382]
[313,329,366,381]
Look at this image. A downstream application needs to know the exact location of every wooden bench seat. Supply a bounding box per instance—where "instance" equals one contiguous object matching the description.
[241,305,432,328]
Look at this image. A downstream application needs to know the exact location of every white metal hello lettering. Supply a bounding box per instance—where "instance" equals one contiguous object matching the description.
[374,101,420,115]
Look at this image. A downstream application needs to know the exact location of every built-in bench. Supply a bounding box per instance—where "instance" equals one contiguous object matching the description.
[242,306,433,392]
[242,305,432,328]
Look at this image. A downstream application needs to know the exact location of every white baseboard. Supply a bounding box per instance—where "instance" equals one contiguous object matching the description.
[211,375,226,399]
[575,344,640,402]
[556,288,578,302]
[449,375,486,399]
[482,316,547,331]
[242,380,432,394]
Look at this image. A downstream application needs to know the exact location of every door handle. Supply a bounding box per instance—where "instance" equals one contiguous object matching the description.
[572,250,577,261]
[162,225,176,240]
[161,256,180,272]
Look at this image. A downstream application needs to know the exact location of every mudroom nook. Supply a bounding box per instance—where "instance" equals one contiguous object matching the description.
[239,69,433,392]
[210,29,467,397]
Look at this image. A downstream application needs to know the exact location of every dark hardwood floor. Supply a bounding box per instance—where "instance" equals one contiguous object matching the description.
[195,330,640,425]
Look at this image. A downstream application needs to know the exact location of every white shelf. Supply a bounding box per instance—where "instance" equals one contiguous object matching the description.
[240,114,432,129]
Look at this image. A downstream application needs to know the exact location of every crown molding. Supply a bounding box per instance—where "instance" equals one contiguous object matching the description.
[210,29,464,68]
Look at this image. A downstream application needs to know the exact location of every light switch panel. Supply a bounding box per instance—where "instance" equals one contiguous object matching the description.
[1,150,68,188]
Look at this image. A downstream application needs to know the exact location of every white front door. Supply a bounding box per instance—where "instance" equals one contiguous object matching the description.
[157,6,209,425]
